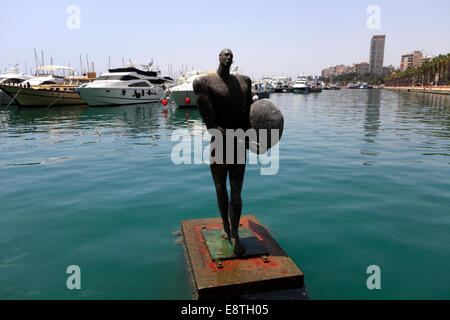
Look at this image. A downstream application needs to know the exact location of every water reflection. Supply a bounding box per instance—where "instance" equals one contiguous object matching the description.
[163,106,204,131]
[364,89,381,140]
[396,92,450,140]
[360,90,381,164]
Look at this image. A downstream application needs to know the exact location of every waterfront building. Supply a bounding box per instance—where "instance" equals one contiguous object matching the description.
[335,65,346,75]
[355,62,370,75]
[400,51,423,71]
[321,69,330,78]
[345,65,355,73]
[369,35,386,75]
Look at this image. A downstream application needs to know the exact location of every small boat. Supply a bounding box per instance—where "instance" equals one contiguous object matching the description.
[359,83,373,89]
[273,81,284,92]
[347,83,359,89]
[252,82,270,100]
[75,61,173,106]
[292,76,310,94]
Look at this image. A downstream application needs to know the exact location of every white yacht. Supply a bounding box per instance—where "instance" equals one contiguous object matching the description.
[76,62,173,106]
[168,66,237,108]
[23,65,75,86]
[292,76,310,94]
[168,70,215,107]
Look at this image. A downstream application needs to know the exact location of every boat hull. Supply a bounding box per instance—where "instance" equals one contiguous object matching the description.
[0,89,15,105]
[252,90,270,100]
[76,87,163,106]
[0,85,86,107]
[293,87,309,94]
[309,86,322,93]
[170,89,197,108]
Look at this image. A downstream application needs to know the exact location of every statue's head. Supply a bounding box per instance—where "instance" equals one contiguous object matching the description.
[219,49,233,68]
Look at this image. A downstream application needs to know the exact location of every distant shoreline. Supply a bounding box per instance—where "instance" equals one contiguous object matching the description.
[385,86,450,95]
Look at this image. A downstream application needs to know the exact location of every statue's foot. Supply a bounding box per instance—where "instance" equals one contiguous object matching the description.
[221,229,231,240]
[230,236,245,256]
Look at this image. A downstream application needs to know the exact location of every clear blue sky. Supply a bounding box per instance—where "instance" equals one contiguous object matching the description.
[1,0,449,79]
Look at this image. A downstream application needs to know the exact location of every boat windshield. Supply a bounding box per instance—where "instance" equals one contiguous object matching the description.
[128,82,150,87]
[36,66,74,78]
[97,75,140,81]
[3,78,25,84]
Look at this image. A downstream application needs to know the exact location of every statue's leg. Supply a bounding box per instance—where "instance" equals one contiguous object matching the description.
[210,163,231,238]
[228,163,246,255]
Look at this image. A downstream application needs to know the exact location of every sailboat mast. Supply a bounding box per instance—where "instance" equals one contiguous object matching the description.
[85,54,90,73]
[79,54,83,74]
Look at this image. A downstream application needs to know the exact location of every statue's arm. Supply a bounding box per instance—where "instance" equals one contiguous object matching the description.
[193,78,221,133]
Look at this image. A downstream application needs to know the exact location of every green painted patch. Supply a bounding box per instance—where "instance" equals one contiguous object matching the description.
[201,226,268,261]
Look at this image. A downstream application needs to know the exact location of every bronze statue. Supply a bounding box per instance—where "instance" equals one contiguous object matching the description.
[193,49,252,255]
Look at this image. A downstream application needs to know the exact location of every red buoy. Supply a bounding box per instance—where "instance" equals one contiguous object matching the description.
[162,99,168,106]
[185,97,191,105]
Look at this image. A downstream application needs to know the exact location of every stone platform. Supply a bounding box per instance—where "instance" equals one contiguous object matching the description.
[181,215,304,299]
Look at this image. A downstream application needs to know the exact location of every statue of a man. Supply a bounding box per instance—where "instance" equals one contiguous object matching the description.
[193,49,253,255]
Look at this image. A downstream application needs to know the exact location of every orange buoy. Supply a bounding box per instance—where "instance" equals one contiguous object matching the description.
[185,97,191,105]
[162,99,168,106]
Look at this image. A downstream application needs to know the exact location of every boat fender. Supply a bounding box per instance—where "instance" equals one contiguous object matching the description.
[142,90,145,96]
[147,90,151,95]
[252,94,259,102]
[122,89,126,96]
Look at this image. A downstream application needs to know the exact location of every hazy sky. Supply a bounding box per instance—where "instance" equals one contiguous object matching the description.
[1,0,449,79]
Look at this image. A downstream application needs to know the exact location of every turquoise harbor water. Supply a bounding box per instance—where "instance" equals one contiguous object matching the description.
[1,89,449,300]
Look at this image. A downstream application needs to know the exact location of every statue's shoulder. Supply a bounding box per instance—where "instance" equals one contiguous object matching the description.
[236,74,252,85]
[193,74,216,90]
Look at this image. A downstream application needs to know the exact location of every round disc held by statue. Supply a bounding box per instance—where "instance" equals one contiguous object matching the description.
[249,98,284,154]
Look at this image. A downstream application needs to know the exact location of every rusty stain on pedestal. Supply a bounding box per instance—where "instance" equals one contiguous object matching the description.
[181,215,304,299]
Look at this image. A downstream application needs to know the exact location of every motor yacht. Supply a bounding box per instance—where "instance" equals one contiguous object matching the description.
[0,65,34,105]
[168,70,215,108]
[292,76,310,94]
[76,62,173,106]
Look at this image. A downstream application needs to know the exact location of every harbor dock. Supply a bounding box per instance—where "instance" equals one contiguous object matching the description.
[385,86,450,95]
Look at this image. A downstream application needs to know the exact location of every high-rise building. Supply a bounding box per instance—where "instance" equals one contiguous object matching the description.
[400,51,423,71]
[369,35,386,75]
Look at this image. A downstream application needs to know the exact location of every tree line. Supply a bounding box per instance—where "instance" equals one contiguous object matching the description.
[385,54,449,87]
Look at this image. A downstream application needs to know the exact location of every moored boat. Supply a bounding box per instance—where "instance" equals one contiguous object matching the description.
[169,70,215,107]
[292,76,310,94]
[75,62,173,106]
[0,74,96,107]
[0,65,34,105]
